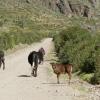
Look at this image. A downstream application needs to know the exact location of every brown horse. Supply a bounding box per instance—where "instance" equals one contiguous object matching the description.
[50,63,73,84]
[38,47,45,64]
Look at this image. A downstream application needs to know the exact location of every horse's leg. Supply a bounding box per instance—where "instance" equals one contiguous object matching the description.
[30,62,34,76]
[41,57,44,64]
[34,53,38,77]
[36,67,38,77]
[41,54,44,64]
[68,73,71,85]
[2,59,5,70]
[39,56,42,64]
[31,67,34,76]
[34,66,37,77]
[32,67,37,77]
[38,53,43,64]
[39,59,41,64]
[0,61,2,69]
[57,74,60,84]
[34,66,36,77]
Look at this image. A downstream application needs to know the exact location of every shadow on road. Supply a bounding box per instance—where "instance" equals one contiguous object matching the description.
[18,75,31,77]
[42,82,67,85]
[45,59,59,62]
[42,82,67,86]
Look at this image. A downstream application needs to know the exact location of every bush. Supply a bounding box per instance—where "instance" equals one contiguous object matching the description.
[80,73,94,83]
[53,26,100,84]
[91,42,100,84]
[0,27,47,51]
[54,26,95,71]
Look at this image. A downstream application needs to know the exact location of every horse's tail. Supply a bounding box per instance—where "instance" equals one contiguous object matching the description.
[28,52,33,66]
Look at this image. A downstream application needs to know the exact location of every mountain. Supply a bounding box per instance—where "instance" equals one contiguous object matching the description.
[0,0,99,17]
[0,0,99,35]
[0,0,69,50]
[0,0,100,30]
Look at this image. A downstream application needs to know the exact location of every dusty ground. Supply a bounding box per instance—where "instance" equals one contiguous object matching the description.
[0,38,100,100]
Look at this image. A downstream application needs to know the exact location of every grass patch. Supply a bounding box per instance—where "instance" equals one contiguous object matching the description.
[79,73,94,83]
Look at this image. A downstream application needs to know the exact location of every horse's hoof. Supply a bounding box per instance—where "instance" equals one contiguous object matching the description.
[33,73,37,77]
[3,68,5,70]
[31,73,34,76]
[57,82,60,84]
[34,75,37,77]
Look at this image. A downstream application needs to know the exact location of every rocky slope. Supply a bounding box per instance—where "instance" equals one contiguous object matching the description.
[33,0,99,18]
[0,0,99,34]
[0,0,99,18]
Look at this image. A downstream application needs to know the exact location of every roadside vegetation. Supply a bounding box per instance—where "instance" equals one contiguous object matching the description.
[0,5,66,51]
[0,0,100,85]
[53,26,100,84]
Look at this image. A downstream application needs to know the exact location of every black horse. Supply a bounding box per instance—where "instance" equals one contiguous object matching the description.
[0,51,5,70]
[28,48,45,77]
[28,51,39,77]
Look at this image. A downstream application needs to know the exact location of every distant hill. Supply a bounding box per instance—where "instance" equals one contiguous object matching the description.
[0,0,99,50]
[0,0,99,33]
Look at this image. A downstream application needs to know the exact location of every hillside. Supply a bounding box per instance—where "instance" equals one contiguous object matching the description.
[0,0,68,50]
[0,0,100,34]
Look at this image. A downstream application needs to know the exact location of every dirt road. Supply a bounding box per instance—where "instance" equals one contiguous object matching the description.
[0,38,99,100]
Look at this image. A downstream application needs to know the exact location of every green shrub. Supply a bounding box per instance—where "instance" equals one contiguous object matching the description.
[80,73,94,83]
[91,41,100,84]
[54,26,95,71]
[0,28,47,51]
[53,26,100,84]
